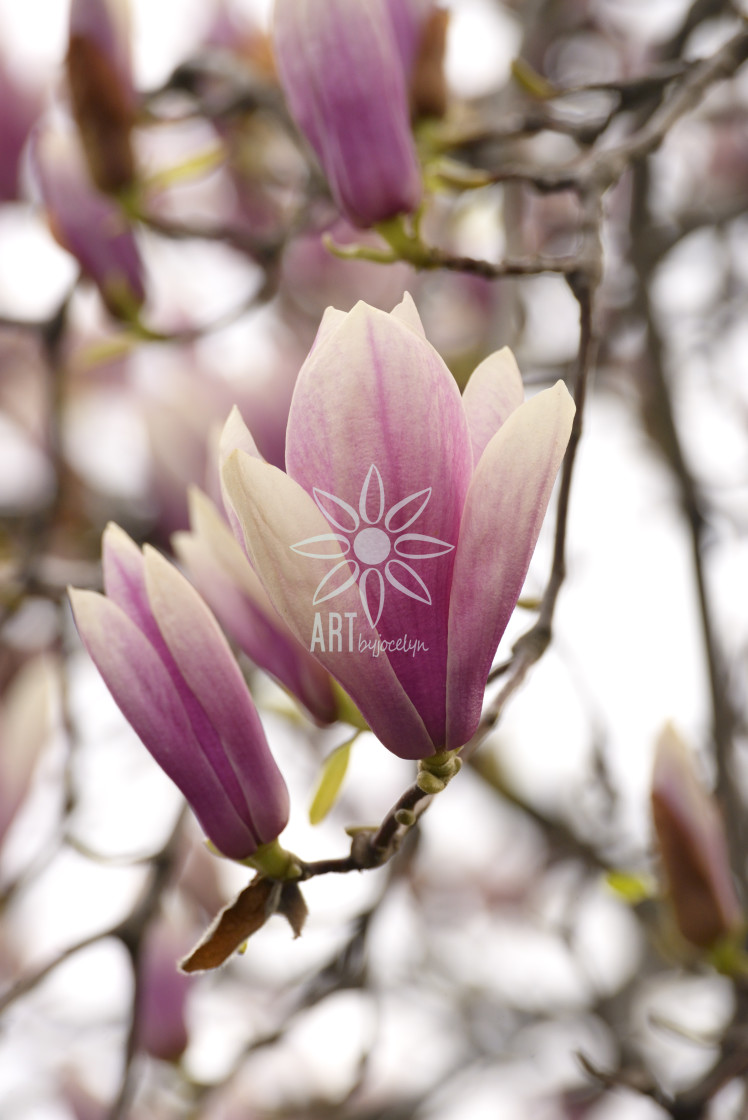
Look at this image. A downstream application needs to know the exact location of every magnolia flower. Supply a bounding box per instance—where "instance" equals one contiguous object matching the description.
[222,295,574,760]
[69,525,289,860]
[135,912,192,1062]
[32,121,145,318]
[652,723,742,948]
[273,0,422,227]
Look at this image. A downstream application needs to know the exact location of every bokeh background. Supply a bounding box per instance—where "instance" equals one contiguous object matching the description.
[1,0,748,1117]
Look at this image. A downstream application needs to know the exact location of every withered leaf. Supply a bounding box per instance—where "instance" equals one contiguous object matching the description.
[180,877,281,973]
[277,882,308,939]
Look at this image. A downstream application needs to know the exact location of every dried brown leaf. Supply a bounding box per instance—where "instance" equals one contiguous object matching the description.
[180,877,281,973]
[277,882,308,939]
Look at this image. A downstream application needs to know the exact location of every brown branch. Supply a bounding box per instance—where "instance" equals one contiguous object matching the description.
[627,155,744,888]
[0,812,185,1026]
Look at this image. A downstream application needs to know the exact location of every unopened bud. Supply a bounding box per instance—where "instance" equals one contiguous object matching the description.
[652,723,742,949]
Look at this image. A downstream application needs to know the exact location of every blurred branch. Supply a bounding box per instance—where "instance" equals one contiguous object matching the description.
[0,811,185,1027]
[628,152,744,888]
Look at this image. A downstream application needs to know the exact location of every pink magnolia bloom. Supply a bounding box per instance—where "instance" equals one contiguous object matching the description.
[32,122,145,318]
[273,0,422,227]
[222,296,574,760]
[652,723,742,948]
[69,525,289,860]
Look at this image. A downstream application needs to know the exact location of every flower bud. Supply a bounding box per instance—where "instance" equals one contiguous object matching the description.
[135,913,192,1062]
[652,723,742,949]
[273,0,422,227]
[70,525,289,861]
[32,121,145,319]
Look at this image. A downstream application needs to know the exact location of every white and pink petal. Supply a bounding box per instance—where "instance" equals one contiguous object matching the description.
[446,381,575,748]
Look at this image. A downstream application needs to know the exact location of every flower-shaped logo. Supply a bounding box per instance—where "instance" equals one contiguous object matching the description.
[290,464,454,628]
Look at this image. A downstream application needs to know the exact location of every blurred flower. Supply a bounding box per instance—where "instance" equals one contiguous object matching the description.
[281,217,412,320]
[0,56,43,202]
[138,351,297,540]
[273,0,422,227]
[67,0,137,193]
[0,655,57,849]
[69,524,289,860]
[32,121,145,318]
[173,483,338,724]
[135,912,193,1062]
[651,723,742,949]
[223,295,574,759]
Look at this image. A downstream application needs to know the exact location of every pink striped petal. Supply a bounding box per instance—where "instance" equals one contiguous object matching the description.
[285,300,473,746]
[69,589,260,859]
[175,489,338,724]
[143,547,289,844]
[273,0,422,227]
[462,347,525,467]
[390,291,426,336]
[219,406,264,550]
[222,449,434,759]
[446,381,575,748]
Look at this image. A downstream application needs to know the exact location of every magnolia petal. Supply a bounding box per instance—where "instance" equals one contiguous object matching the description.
[143,547,289,845]
[313,488,359,533]
[187,488,267,603]
[219,405,262,464]
[274,0,422,226]
[359,464,385,525]
[309,305,348,356]
[69,588,259,859]
[222,449,435,759]
[446,381,575,749]
[173,529,337,726]
[462,347,525,466]
[183,490,337,722]
[394,533,454,559]
[102,522,160,645]
[219,406,264,551]
[389,291,426,337]
[385,560,432,605]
